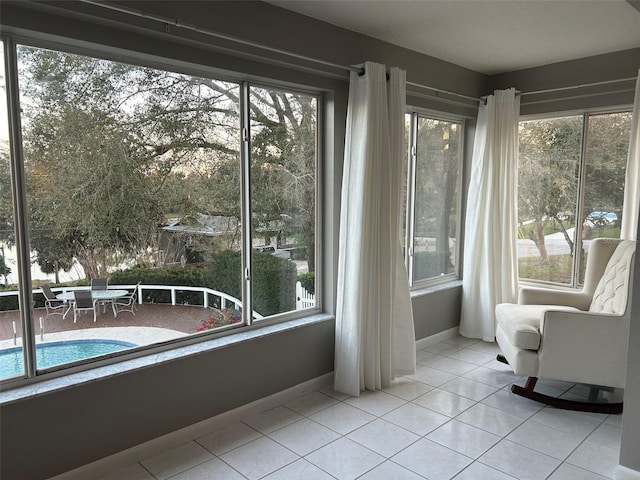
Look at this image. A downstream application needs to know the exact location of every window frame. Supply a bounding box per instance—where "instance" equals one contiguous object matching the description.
[404,108,465,289]
[517,106,633,288]
[0,34,323,385]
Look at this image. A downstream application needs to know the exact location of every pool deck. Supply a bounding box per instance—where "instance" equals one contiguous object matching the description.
[0,304,216,346]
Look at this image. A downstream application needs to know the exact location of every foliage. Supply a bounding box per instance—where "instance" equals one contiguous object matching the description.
[0,254,10,281]
[0,285,19,311]
[252,251,297,315]
[15,46,316,286]
[518,112,631,270]
[108,250,295,316]
[0,151,14,248]
[413,119,460,268]
[196,308,242,332]
[518,116,582,261]
[413,251,452,280]
[297,271,315,295]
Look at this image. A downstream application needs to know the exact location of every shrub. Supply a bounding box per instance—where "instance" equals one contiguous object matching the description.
[196,307,242,331]
[252,251,297,316]
[108,250,296,317]
[413,251,452,279]
[297,272,315,295]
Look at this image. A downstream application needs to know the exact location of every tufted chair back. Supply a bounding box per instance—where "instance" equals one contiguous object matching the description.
[589,240,636,315]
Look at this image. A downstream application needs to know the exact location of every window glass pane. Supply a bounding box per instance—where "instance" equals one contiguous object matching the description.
[579,112,631,281]
[412,117,461,283]
[518,116,582,284]
[16,45,242,371]
[249,86,317,316]
[0,41,25,380]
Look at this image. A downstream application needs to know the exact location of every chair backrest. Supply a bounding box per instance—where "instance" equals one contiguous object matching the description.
[589,239,636,315]
[132,281,142,299]
[74,290,94,308]
[41,284,56,301]
[91,278,108,290]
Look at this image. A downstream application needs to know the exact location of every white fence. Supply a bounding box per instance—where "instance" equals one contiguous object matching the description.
[295,281,315,310]
[1,281,316,316]
[0,284,264,320]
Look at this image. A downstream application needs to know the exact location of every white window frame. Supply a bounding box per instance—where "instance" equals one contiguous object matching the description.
[0,35,322,384]
[518,106,633,288]
[405,109,464,288]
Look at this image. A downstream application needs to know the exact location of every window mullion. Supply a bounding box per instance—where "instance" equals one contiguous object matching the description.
[406,113,418,285]
[572,113,590,287]
[4,38,36,377]
[240,82,253,325]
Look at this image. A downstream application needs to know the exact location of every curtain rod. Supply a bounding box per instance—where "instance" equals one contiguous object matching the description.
[520,76,637,97]
[78,1,636,106]
[78,0,480,105]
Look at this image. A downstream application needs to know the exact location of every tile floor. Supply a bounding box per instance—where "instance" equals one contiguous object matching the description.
[99,336,622,480]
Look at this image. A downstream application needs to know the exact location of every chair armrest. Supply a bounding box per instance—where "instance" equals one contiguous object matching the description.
[518,286,591,310]
[537,310,629,387]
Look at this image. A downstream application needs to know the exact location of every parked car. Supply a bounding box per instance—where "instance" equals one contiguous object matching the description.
[585,211,618,228]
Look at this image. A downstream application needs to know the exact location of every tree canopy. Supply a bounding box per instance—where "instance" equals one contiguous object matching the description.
[12,45,317,281]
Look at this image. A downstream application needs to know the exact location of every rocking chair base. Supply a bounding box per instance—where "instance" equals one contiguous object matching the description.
[511,377,623,414]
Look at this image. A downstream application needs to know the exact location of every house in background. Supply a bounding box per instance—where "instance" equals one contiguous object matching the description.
[159,214,241,265]
[0,1,639,479]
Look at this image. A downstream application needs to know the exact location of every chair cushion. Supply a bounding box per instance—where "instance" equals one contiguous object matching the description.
[495,303,580,350]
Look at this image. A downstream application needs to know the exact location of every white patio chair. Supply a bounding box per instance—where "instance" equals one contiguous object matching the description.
[114,282,141,316]
[41,284,66,320]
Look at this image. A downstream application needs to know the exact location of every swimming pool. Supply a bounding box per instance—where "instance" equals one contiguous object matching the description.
[0,339,138,380]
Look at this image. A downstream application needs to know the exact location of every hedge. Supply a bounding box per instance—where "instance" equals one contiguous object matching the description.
[109,250,296,317]
[413,251,452,279]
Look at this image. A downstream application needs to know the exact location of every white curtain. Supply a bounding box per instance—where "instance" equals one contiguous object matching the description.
[621,69,640,240]
[334,61,416,397]
[459,88,520,341]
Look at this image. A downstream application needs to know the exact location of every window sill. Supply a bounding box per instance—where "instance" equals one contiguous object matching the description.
[411,279,462,298]
[0,313,334,406]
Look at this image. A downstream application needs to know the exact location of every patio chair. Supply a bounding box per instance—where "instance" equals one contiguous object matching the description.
[91,278,111,312]
[114,282,141,316]
[73,290,97,323]
[91,278,108,290]
[41,284,66,320]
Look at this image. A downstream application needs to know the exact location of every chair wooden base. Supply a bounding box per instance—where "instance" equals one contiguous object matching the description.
[512,377,623,414]
[495,355,622,414]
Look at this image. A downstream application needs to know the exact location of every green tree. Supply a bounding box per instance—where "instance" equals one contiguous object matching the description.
[518,116,582,262]
[18,45,317,283]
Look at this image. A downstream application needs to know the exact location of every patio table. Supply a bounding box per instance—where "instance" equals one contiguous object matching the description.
[56,289,129,319]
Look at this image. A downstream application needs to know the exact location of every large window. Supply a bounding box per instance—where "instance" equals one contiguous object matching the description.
[404,112,463,286]
[518,111,632,286]
[0,42,318,381]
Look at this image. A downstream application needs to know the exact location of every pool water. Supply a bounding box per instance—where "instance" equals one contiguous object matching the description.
[0,339,137,380]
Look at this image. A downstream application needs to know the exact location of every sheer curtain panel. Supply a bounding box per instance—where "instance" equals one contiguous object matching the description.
[460,88,520,341]
[334,61,416,397]
[621,70,640,240]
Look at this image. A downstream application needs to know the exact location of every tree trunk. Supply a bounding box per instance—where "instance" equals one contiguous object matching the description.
[531,220,549,264]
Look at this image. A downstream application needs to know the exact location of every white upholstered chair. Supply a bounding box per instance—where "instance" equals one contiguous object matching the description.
[495,237,636,413]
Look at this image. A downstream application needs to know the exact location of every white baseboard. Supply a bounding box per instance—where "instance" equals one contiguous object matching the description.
[50,372,333,480]
[415,326,459,350]
[613,465,640,480]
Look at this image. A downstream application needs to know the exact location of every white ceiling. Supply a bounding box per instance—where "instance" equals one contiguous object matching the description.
[266,0,640,75]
